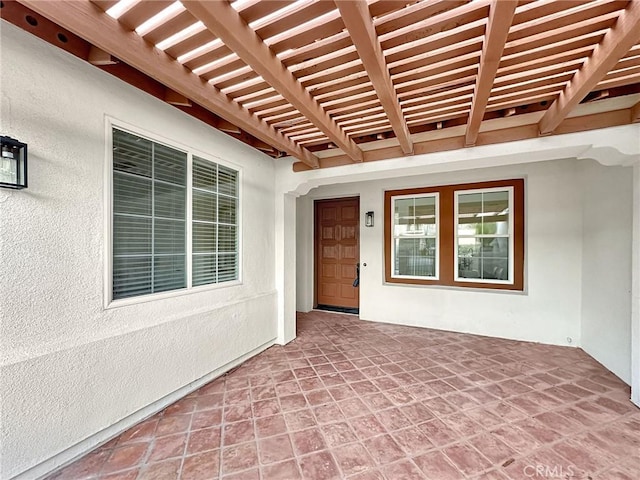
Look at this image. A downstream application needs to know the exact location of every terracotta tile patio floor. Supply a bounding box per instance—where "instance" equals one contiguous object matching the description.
[48,311,639,479]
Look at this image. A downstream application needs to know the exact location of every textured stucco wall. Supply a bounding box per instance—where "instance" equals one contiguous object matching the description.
[581,161,633,384]
[632,164,640,406]
[296,160,585,347]
[0,23,277,479]
[295,158,637,387]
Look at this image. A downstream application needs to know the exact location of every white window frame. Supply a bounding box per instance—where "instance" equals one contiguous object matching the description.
[104,118,242,308]
[454,186,514,285]
[390,192,440,281]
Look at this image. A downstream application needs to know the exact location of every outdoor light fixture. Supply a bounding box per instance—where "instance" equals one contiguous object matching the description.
[365,211,374,227]
[0,136,27,189]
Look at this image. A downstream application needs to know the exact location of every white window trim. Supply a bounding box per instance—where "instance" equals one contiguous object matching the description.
[103,117,243,309]
[453,186,514,285]
[390,192,440,281]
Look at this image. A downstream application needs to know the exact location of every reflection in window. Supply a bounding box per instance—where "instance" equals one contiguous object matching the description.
[456,189,511,282]
[392,194,438,278]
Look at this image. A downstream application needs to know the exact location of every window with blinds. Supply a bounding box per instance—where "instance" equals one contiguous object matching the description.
[111,128,239,301]
[192,157,238,286]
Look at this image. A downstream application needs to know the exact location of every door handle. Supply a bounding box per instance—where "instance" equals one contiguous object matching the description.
[353,263,360,288]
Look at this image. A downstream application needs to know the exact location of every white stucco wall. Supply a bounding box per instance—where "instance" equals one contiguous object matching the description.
[1,24,277,480]
[581,162,633,384]
[630,163,640,406]
[296,160,585,346]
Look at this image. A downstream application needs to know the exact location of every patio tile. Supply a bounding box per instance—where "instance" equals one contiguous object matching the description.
[298,450,341,480]
[291,427,326,455]
[181,450,220,480]
[101,444,148,474]
[44,311,639,480]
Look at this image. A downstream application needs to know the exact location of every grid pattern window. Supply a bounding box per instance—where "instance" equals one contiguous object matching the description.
[392,194,438,279]
[384,180,524,291]
[111,128,239,301]
[192,157,239,286]
[456,188,512,283]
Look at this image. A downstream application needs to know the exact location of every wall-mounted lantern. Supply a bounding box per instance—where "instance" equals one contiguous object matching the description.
[0,136,28,189]
[365,211,374,227]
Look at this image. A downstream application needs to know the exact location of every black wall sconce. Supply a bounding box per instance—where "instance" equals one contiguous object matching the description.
[365,211,374,227]
[1,136,28,189]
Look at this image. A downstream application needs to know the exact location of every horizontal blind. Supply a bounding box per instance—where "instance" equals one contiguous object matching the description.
[112,128,187,299]
[192,157,239,286]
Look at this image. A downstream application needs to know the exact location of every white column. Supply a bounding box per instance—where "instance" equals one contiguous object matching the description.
[632,163,640,407]
[275,192,297,345]
[296,195,315,313]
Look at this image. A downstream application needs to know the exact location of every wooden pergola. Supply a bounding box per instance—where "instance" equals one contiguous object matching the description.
[5,0,640,170]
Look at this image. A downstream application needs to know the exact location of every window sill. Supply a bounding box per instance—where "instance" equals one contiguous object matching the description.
[383,280,527,295]
[105,279,243,309]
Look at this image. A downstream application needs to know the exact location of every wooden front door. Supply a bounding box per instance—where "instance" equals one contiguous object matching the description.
[315,197,360,310]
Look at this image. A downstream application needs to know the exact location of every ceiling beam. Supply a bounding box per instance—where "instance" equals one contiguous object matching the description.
[538,0,640,135]
[18,0,319,169]
[294,108,633,171]
[182,0,364,163]
[465,0,517,146]
[335,0,413,155]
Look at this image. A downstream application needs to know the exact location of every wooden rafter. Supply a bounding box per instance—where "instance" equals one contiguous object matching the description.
[87,45,117,65]
[335,0,412,154]
[294,108,634,171]
[538,0,640,135]
[17,0,319,169]
[10,0,640,170]
[632,100,640,122]
[182,0,364,163]
[465,0,517,146]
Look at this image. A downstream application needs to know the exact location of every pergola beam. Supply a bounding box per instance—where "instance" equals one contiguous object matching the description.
[631,100,640,123]
[18,0,319,169]
[336,0,413,155]
[465,0,517,146]
[182,0,364,163]
[538,0,640,135]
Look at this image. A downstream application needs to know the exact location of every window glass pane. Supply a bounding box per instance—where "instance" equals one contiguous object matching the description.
[218,165,238,197]
[456,189,511,282]
[218,254,238,282]
[414,196,437,236]
[113,129,152,177]
[218,196,237,224]
[192,158,239,287]
[113,256,152,299]
[393,195,437,278]
[193,190,216,223]
[458,238,509,280]
[193,223,216,253]
[113,173,151,216]
[114,216,151,256]
[218,225,237,253]
[193,254,217,286]
[154,144,187,186]
[193,157,216,191]
[394,238,436,277]
[154,255,186,292]
[394,198,417,236]
[481,191,509,235]
[458,193,482,236]
[154,219,185,255]
[155,182,185,219]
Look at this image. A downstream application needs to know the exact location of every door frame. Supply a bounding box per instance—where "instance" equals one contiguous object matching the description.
[313,196,360,310]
